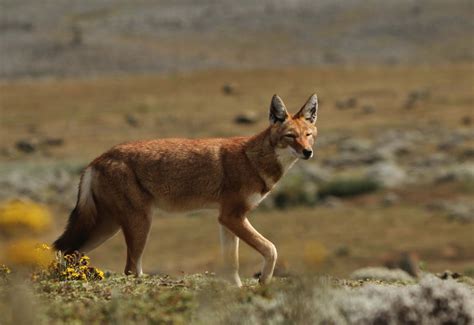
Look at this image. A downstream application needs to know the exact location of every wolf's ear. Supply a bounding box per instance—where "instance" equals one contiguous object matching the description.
[296,93,318,124]
[269,94,289,124]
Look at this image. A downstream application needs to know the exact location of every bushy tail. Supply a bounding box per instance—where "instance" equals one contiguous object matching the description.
[53,167,97,254]
[53,206,96,254]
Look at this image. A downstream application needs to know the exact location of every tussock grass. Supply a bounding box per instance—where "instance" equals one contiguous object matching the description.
[319,177,380,198]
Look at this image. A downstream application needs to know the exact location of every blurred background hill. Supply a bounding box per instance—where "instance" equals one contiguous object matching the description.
[1,0,473,78]
[0,0,473,280]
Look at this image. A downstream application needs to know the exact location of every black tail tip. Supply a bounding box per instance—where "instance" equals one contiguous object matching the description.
[53,236,77,255]
[52,238,66,253]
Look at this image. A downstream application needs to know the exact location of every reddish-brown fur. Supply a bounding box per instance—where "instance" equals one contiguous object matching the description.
[53,94,319,286]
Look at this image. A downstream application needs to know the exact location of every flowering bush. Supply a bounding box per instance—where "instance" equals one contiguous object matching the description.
[33,249,105,282]
[0,200,52,236]
[1,242,104,282]
[3,240,54,268]
[0,264,10,280]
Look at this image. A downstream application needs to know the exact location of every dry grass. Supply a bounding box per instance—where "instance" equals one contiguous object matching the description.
[1,64,473,278]
[1,271,472,324]
[1,64,473,161]
[44,203,471,278]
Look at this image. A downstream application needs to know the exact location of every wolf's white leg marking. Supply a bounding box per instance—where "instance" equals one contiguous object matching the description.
[219,217,277,285]
[219,225,242,287]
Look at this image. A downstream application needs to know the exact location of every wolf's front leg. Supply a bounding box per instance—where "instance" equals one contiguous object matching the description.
[219,213,277,285]
[219,225,242,287]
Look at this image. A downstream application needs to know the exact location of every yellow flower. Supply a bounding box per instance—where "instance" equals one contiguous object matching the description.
[0,264,11,278]
[31,251,105,282]
[38,243,51,251]
[0,264,10,273]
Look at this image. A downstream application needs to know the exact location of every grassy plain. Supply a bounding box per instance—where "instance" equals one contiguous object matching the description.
[2,64,473,160]
[1,64,473,278]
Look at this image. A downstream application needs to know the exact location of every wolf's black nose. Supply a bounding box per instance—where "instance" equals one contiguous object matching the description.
[302,149,313,159]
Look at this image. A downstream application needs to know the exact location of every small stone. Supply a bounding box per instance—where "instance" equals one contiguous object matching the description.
[362,105,375,114]
[125,114,140,127]
[404,89,430,109]
[222,83,237,95]
[15,139,37,153]
[346,97,357,108]
[437,270,462,280]
[335,97,358,110]
[43,137,64,146]
[334,245,350,257]
[26,124,38,134]
[461,116,471,126]
[234,111,258,124]
[381,192,400,207]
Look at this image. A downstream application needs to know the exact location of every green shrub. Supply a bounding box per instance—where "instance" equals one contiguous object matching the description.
[272,174,318,209]
[319,177,380,198]
[461,179,474,193]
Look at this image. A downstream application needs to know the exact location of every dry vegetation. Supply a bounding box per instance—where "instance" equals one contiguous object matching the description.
[1,64,472,159]
[1,64,473,279]
[1,271,473,324]
[1,1,474,323]
[1,28,474,324]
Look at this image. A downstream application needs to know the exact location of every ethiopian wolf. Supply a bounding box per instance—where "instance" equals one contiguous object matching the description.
[54,94,319,286]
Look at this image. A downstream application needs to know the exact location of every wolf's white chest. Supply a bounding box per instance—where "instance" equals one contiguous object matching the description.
[247,192,270,208]
[246,147,298,209]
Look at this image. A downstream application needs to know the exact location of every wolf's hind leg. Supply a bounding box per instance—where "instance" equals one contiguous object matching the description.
[121,210,152,276]
[80,217,120,253]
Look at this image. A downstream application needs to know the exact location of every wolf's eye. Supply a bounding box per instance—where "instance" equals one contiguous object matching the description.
[306,133,313,137]
[284,134,296,139]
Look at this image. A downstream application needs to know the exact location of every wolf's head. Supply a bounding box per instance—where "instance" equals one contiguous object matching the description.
[268,94,318,160]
